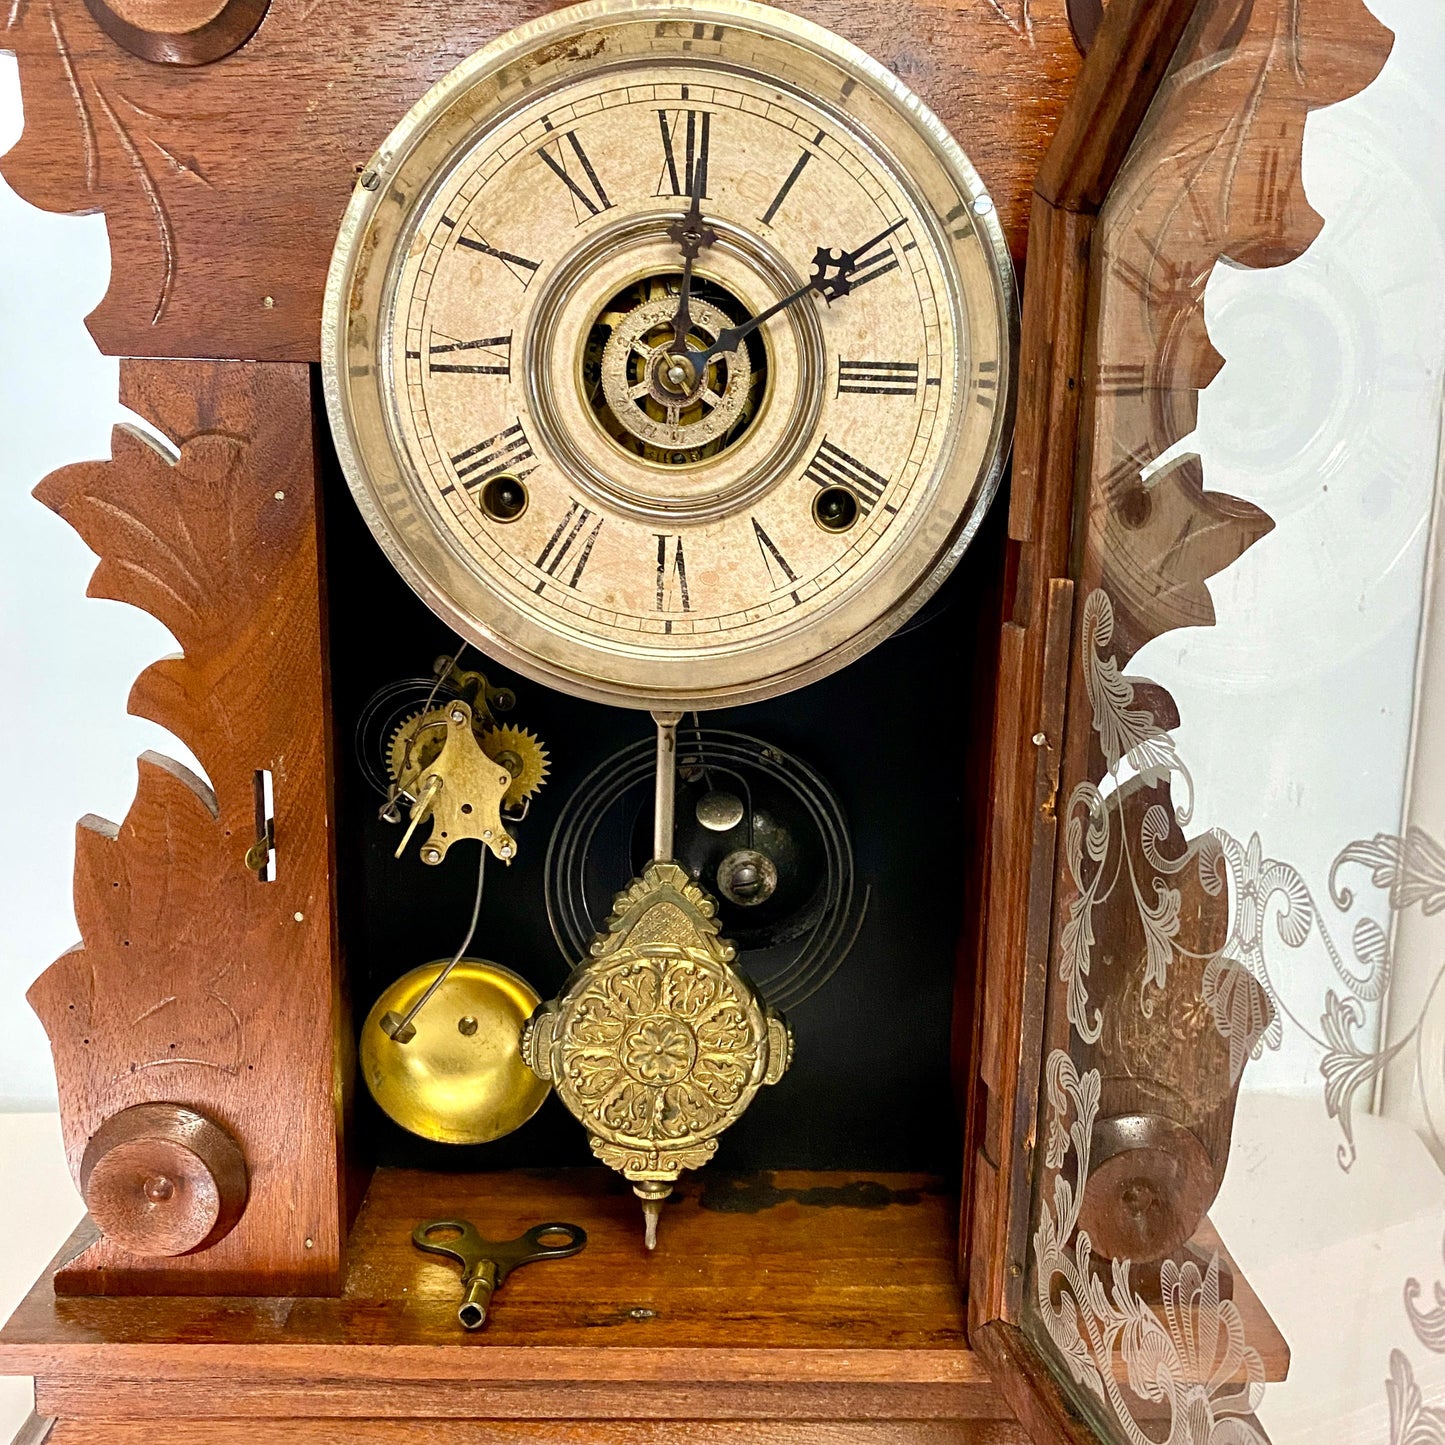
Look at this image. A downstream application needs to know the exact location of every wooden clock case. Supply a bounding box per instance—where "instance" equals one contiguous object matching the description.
[0,0,1390,1440]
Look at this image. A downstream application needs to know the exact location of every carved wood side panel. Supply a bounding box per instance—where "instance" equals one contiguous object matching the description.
[0,0,1082,362]
[29,359,351,1295]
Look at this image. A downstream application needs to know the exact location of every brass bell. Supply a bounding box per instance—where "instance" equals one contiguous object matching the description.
[360,958,549,1145]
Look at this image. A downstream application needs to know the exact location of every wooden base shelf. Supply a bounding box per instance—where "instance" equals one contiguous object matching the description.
[2,1169,1028,1443]
[1,1170,1288,1443]
[31,1426,1028,1444]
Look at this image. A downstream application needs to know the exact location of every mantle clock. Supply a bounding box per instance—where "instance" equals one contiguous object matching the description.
[0,0,1391,1441]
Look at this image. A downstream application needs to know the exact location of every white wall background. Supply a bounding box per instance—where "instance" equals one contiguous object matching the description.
[0,52,204,1110]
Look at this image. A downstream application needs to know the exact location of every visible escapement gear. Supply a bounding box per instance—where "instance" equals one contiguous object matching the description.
[481,725,550,809]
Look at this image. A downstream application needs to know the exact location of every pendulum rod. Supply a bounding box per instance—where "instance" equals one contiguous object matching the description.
[636,709,686,1250]
[652,709,683,863]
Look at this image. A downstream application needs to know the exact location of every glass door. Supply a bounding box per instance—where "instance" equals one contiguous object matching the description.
[1017,1,1445,1439]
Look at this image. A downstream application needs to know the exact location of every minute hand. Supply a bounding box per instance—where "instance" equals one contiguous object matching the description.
[688,217,907,372]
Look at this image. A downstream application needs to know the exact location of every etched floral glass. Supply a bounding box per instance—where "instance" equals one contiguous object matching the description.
[1021,2,1445,1439]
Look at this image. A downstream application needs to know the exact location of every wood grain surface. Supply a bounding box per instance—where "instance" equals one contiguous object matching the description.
[25,359,353,1295]
[2,1169,1013,1423]
[0,0,1081,362]
[80,0,271,65]
[48,1416,1040,1439]
[973,1322,1097,1445]
[78,1100,251,1255]
[970,197,1092,1336]
[1032,0,1200,212]
[46,1422,1032,1444]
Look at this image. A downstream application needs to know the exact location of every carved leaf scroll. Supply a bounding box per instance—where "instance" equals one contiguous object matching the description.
[1080,0,1393,675]
[27,360,348,1294]
[0,0,1082,360]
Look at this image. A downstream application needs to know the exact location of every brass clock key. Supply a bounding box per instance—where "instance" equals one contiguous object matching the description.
[413,1218,587,1330]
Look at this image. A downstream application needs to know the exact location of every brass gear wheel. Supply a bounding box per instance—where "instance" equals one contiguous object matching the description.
[386,706,452,791]
[480,725,550,809]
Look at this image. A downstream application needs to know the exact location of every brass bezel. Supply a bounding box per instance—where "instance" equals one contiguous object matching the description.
[321,0,1018,710]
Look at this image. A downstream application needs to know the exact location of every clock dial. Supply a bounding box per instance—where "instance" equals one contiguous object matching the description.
[324,0,1015,708]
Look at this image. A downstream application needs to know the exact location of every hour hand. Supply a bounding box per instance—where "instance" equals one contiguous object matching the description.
[666,171,717,351]
[687,216,910,372]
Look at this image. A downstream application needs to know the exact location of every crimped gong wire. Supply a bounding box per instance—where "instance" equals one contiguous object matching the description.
[544,728,867,1013]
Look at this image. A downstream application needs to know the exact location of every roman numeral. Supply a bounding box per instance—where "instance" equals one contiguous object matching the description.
[751,519,797,590]
[944,200,978,240]
[656,108,711,197]
[974,362,999,406]
[837,359,919,397]
[535,500,604,589]
[655,534,691,612]
[804,437,889,514]
[760,141,817,225]
[455,232,540,288]
[1110,253,1189,310]
[1252,142,1292,226]
[446,421,535,490]
[427,333,512,376]
[537,128,613,222]
[1098,362,1148,396]
[651,20,724,39]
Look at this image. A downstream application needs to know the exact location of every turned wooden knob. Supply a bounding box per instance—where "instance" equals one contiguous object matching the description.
[1075,1113,1216,1263]
[82,0,270,65]
[80,1103,248,1256]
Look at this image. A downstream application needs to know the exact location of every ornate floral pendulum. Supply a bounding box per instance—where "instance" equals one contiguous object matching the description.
[523,713,793,1248]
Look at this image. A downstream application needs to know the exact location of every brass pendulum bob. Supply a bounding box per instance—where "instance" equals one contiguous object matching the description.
[523,712,793,1249]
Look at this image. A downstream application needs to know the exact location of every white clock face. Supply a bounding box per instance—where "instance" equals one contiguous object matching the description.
[324,0,1015,709]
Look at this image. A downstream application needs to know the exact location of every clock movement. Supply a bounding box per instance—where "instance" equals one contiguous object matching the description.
[0,0,1397,1440]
